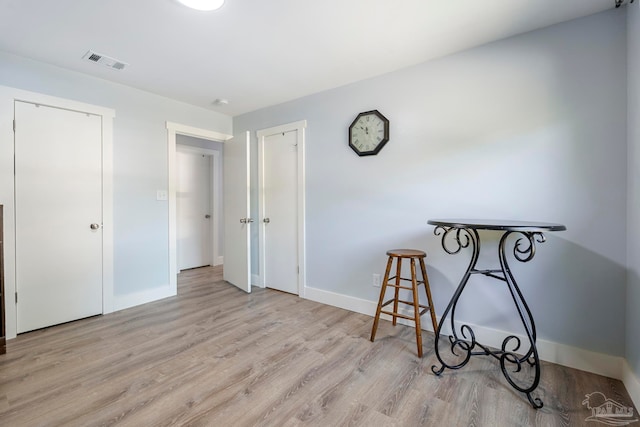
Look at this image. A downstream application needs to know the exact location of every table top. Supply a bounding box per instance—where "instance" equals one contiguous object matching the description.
[428,219,566,232]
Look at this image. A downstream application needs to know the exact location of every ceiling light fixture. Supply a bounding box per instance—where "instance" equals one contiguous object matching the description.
[176,0,224,11]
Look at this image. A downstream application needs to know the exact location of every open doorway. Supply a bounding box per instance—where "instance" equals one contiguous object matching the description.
[176,139,223,271]
[166,122,232,291]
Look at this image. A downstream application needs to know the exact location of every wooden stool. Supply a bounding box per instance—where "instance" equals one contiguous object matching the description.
[370,249,438,357]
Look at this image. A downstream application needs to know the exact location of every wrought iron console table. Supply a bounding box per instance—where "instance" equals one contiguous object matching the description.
[427,219,566,409]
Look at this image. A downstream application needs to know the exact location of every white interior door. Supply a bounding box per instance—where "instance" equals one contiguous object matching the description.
[15,101,103,333]
[223,131,251,292]
[262,131,298,294]
[177,148,212,270]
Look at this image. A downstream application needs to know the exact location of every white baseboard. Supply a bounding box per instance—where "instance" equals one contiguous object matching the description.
[304,286,375,316]
[536,338,623,380]
[623,360,640,408]
[113,285,176,312]
[303,285,623,380]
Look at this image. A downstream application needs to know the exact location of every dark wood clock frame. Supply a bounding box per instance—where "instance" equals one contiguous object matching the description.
[348,110,390,156]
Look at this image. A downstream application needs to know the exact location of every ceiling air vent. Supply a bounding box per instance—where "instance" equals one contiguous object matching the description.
[82,50,128,71]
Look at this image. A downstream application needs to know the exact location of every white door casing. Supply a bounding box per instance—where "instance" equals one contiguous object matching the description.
[14,101,106,333]
[257,120,306,297]
[223,131,252,293]
[0,87,114,341]
[166,122,231,292]
[177,147,212,270]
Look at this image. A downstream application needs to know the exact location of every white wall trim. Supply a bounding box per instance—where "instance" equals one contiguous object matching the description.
[0,85,115,340]
[623,360,640,408]
[166,122,232,142]
[256,120,307,296]
[112,284,175,312]
[166,121,232,292]
[257,120,307,138]
[304,286,376,316]
[303,285,624,381]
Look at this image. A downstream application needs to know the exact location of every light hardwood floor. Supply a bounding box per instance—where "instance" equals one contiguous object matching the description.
[0,266,635,426]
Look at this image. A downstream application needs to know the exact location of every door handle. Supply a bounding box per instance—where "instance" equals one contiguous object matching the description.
[90,223,101,230]
[240,218,254,224]
[205,214,211,219]
[263,218,270,223]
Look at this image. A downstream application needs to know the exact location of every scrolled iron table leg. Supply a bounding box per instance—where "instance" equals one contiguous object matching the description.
[428,219,565,409]
[496,230,545,409]
[431,226,481,375]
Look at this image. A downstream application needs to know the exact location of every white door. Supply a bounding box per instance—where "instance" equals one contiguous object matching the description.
[223,131,251,293]
[177,148,212,270]
[262,131,298,294]
[15,101,103,333]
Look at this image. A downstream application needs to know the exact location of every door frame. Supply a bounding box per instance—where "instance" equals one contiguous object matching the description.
[256,120,307,297]
[0,86,115,340]
[166,122,232,291]
[176,144,222,270]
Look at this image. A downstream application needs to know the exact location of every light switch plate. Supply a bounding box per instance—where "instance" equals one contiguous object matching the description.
[156,190,168,201]
[373,273,381,287]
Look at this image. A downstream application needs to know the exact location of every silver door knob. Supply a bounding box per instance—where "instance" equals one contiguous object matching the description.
[263,218,270,223]
[247,218,254,223]
[90,223,100,230]
[240,218,246,223]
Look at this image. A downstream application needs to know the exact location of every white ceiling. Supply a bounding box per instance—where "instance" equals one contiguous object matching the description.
[0,0,620,116]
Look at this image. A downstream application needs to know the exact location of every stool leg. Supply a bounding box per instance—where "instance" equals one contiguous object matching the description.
[370,256,394,342]
[392,257,402,326]
[420,258,438,334]
[410,258,423,357]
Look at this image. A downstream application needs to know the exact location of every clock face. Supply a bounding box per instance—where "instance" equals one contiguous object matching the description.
[348,110,389,156]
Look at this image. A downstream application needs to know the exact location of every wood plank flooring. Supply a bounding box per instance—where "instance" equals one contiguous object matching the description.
[0,266,635,426]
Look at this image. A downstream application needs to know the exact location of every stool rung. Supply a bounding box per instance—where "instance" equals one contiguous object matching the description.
[385,284,414,291]
[383,298,432,315]
[388,275,426,284]
[380,310,416,321]
[379,306,431,319]
[395,299,430,309]
[380,299,396,308]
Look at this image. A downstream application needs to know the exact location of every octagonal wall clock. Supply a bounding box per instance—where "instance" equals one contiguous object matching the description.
[348,110,390,156]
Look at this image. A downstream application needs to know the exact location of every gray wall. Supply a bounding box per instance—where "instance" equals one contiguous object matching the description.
[627,5,640,377]
[235,10,628,356]
[0,51,232,296]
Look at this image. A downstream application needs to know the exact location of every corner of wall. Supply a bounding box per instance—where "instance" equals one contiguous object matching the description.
[624,359,640,408]
[627,0,640,407]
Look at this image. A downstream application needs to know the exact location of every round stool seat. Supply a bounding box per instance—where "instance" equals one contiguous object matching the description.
[386,249,426,258]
